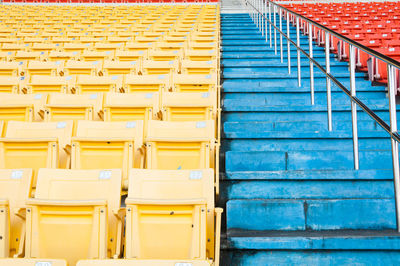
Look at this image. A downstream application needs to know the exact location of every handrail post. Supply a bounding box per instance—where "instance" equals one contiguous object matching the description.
[279,6,283,63]
[325,31,333,131]
[349,44,359,170]
[286,11,291,74]
[261,0,264,36]
[296,16,301,87]
[265,0,268,42]
[387,64,400,232]
[308,22,314,105]
[269,1,272,47]
[274,4,277,55]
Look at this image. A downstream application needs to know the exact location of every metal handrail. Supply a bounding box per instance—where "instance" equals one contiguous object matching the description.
[244,0,400,231]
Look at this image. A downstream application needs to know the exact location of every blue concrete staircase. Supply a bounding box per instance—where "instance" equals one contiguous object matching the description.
[220,13,400,265]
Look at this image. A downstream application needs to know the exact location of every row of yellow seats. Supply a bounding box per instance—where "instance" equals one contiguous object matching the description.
[0,49,219,63]
[0,91,218,124]
[0,120,219,192]
[0,168,222,266]
[0,41,219,53]
[0,74,218,94]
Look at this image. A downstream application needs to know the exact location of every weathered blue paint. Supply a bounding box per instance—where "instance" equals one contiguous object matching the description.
[220,13,400,265]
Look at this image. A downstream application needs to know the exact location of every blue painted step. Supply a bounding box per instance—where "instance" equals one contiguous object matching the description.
[220,13,400,265]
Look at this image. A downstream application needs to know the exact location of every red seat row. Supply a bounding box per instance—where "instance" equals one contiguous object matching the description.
[284,2,400,92]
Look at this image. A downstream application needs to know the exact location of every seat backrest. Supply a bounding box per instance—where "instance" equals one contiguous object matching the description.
[76,120,143,144]
[173,74,217,92]
[64,60,100,75]
[128,168,213,207]
[162,92,216,121]
[0,169,32,258]
[103,92,159,121]
[102,60,137,75]
[123,74,169,93]
[146,120,215,142]
[0,259,67,266]
[0,93,47,122]
[75,75,122,94]
[26,75,71,94]
[0,62,19,76]
[35,168,121,212]
[45,93,103,121]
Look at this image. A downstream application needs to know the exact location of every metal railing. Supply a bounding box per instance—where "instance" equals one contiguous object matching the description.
[244,0,400,231]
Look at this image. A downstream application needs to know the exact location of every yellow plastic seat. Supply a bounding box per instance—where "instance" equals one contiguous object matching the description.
[123,169,221,263]
[94,43,124,52]
[74,75,122,94]
[142,60,179,75]
[1,44,27,53]
[0,120,73,187]
[115,50,147,62]
[70,120,144,189]
[185,49,217,61]
[173,74,217,92]
[0,169,32,258]
[64,60,101,76]
[0,93,47,123]
[0,259,67,266]
[31,43,58,53]
[0,76,20,93]
[81,51,113,62]
[24,61,61,77]
[41,93,103,127]
[146,120,215,170]
[148,50,182,61]
[188,42,217,51]
[13,51,43,62]
[24,75,71,94]
[48,51,78,62]
[77,260,211,266]
[0,62,19,76]
[162,92,216,121]
[24,168,123,265]
[122,74,169,93]
[0,51,12,61]
[124,43,153,52]
[62,43,91,53]
[102,60,137,76]
[181,60,217,74]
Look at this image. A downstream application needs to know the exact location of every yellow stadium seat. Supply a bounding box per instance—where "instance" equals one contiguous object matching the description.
[122,74,169,93]
[24,168,123,265]
[181,60,217,74]
[148,50,182,61]
[0,259,67,266]
[77,260,212,266]
[125,42,153,52]
[74,75,122,94]
[146,120,215,170]
[23,75,71,94]
[24,61,61,77]
[41,93,103,125]
[0,120,73,187]
[81,51,113,62]
[0,62,19,76]
[124,169,221,263]
[48,51,78,62]
[188,42,217,51]
[115,50,147,62]
[0,76,19,93]
[70,120,144,189]
[185,49,217,61]
[51,37,74,46]
[63,60,101,76]
[0,51,12,61]
[102,92,159,121]
[1,44,27,53]
[101,60,137,76]
[62,43,91,53]
[13,51,43,62]
[0,93,47,123]
[31,43,58,53]
[0,169,32,258]
[94,43,124,52]
[173,74,217,92]
[162,92,216,121]
[142,60,178,75]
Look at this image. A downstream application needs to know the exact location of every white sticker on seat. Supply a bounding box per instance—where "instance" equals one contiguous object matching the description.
[126,121,136,128]
[175,263,192,266]
[57,121,67,129]
[35,262,52,266]
[11,170,23,180]
[145,93,153,99]
[99,170,112,180]
[196,121,206,128]
[202,92,210,98]
[190,170,203,180]
[90,94,98,99]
